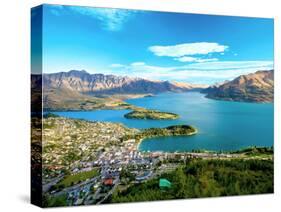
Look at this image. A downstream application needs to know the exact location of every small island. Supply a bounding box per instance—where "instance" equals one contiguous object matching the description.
[124,109,179,120]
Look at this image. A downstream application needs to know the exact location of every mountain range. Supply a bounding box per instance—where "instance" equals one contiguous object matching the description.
[32,69,274,110]
[42,70,206,95]
[33,70,207,110]
[203,70,274,102]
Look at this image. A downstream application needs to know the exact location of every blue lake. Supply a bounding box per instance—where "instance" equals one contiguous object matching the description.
[53,92,274,152]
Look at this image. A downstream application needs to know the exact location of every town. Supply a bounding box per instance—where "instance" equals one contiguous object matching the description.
[38,116,273,206]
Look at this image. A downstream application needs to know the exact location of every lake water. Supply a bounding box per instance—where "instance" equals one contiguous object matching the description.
[53,92,274,152]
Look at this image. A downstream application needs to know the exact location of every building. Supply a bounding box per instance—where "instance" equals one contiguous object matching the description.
[159,178,171,189]
[103,178,113,186]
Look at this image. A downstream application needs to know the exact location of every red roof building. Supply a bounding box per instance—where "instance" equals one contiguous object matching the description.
[103,178,113,186]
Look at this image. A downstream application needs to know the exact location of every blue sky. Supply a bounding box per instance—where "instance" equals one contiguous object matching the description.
[37,4,273,84]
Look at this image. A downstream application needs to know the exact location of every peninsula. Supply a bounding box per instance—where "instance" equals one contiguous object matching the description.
[138,125,197,139]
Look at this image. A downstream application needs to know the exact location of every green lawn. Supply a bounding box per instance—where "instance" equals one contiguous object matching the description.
[58,168,99,188]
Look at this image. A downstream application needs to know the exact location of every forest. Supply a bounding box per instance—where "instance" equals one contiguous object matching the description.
[110,159,273,203]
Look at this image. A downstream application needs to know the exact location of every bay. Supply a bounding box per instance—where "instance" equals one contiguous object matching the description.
[53,92,274,152]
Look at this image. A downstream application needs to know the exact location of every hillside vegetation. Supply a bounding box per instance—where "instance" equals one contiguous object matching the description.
[124,109,179,120]
[111,159,273,203]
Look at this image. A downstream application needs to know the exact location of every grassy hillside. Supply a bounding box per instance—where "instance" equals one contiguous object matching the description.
[111,159,273,203]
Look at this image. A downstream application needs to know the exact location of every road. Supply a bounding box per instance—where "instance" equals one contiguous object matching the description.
[96,178,119,205]
[43,175,64,192]
[51,176,100,197]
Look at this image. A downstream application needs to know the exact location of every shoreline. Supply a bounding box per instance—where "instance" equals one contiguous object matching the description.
[43,91,273,154]
[43,115,273,154]
[43,93,155,112]
[136,128,198,152]
[137,140,273,155]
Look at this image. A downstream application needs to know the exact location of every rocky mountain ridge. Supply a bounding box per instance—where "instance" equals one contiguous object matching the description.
[203,70,274,103]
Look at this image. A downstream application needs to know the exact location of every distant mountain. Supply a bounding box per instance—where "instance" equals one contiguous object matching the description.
[32,70,207,110]
[42,70,206,95]
[203,70,274,103]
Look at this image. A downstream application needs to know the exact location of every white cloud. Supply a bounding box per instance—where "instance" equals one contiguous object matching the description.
[184,61,273,70]
[197,58,219,63]
[46,5,134,31]
[110,63,125,68]
[131,62,146,66]
[175,56,218,63]
[148,42,228,57]
[68,7,134,31]
[108,60,273,84]
[50,9,61,16]
[47,5,65,16]
[174,56,198,62]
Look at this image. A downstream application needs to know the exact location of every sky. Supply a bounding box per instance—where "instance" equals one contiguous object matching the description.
[33,4,274,85]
